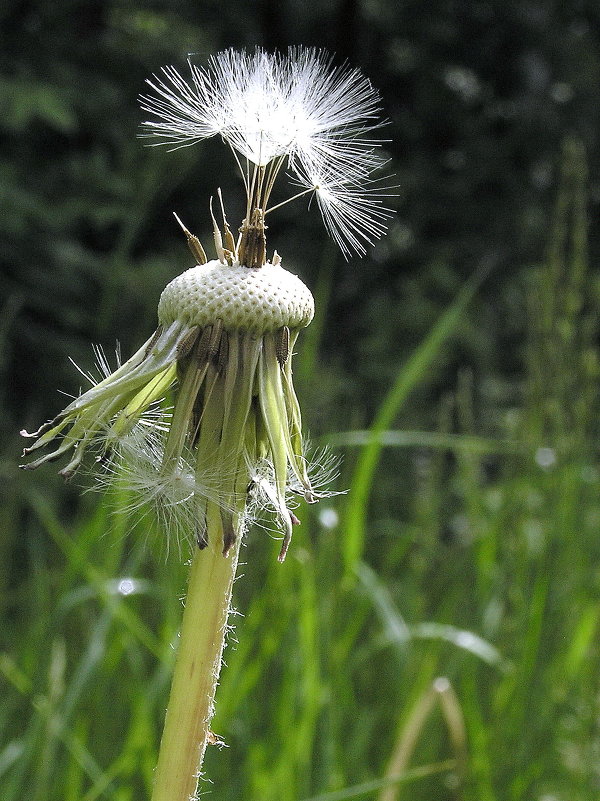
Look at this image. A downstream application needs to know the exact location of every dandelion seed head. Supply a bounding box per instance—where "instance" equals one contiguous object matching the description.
[157,260,314,333]
[23,49,358,562]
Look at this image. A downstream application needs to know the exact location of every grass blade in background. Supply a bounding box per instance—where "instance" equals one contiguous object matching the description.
[341,261,493,578]
[6,139,600,801]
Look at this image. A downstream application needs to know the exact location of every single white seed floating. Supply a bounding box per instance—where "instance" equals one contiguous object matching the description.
[158,260,314,334]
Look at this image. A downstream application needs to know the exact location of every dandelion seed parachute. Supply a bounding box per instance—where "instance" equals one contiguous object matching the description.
[140,46,395,258]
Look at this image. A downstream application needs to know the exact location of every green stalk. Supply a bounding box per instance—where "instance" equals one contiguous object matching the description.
[151,528,242,801]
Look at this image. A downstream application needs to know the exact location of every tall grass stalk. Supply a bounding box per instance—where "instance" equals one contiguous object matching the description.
[342,261,493,579]
[378,677,466,801]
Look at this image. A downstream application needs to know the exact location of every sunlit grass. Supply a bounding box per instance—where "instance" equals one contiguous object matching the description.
[3,138,600,800]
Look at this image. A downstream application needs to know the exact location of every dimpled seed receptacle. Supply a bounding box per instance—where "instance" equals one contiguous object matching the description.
[158,260,315,333]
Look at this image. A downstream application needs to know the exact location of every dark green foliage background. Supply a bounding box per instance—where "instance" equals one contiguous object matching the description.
[3,2,600,800]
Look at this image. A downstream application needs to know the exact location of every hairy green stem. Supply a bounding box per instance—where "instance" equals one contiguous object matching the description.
[151,524,242,801]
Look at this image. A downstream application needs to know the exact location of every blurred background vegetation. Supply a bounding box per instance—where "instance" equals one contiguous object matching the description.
[3,1,600,800]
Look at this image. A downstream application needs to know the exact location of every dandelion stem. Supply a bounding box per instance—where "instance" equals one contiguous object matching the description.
[151,529,242,801]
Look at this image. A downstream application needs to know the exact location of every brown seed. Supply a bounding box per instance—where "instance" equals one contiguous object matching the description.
[173,212,207,265]
[143,325,163,360]
[176,325,201,360]
[207,319,223,361]
[216,331,229,372]
[196,320,223,365]
[275,326,290,367]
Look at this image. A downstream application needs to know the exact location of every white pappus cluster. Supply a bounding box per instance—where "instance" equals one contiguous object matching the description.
[140,46,394,258]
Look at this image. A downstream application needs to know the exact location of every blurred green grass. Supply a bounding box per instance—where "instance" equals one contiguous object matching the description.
[3,139,600,801]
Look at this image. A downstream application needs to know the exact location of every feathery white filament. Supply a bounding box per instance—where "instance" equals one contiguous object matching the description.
[139,47,395,258]
[294,165,396,258]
